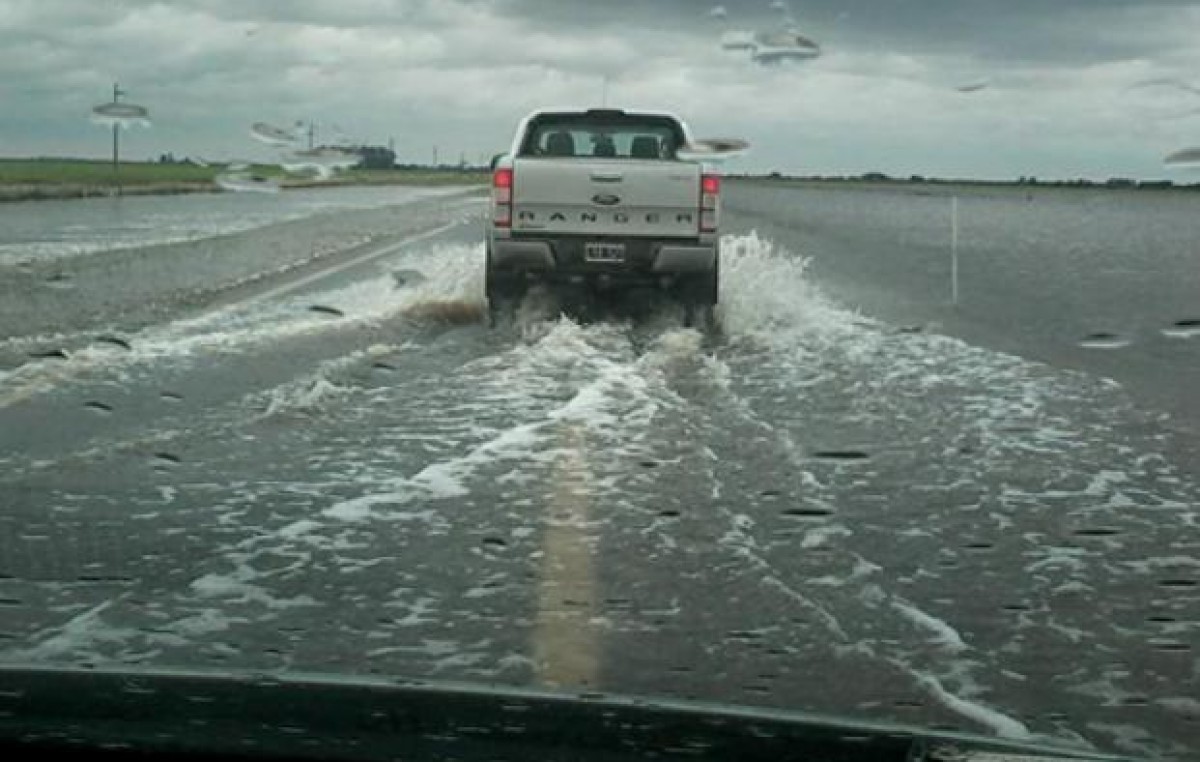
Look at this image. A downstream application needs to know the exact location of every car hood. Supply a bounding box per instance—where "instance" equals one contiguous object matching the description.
[0,664,1137,762]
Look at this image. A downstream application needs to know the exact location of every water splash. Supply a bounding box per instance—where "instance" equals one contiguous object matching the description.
[716,231,852,343]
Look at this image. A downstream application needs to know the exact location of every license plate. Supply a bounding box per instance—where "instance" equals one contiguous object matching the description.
[585,242,626,263]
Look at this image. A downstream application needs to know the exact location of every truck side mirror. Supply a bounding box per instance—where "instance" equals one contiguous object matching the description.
[490,153,506,170]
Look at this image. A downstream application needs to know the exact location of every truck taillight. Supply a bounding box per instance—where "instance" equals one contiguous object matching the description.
[700,173,720,233]
[492,168,513,228]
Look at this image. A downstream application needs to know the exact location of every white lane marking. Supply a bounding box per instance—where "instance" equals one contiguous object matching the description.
[232,221,459,308]
[533,423,600,688]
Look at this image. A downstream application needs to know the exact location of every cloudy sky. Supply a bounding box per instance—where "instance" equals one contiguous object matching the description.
[3,0,1200,179]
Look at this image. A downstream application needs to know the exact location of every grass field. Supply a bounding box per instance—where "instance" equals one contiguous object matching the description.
[0,159,487,201]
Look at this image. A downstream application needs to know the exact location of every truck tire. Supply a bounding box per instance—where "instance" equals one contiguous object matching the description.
[485,250,526,328]
[679,259,719,332]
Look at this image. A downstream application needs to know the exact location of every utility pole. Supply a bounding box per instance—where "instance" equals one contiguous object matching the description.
[307,121,316,150]
[112,82,124,195]
[432,145,438,168]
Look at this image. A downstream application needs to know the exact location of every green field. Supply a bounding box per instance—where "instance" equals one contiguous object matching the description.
[0,159,487,201]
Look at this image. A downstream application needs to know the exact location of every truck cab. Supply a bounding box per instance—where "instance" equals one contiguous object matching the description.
[486,108,720,326]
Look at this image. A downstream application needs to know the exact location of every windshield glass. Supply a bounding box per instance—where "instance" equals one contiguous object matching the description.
[1,2,1198,761]
[520,114,683,159]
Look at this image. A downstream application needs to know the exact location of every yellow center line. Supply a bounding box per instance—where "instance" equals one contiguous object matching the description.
[532,422,600,689]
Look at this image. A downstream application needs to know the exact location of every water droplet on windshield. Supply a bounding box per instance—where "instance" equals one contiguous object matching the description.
[780,507,833,518]
[391,269,427,289]
[1078,332,1131,350]
[250,122,300,147]
[29,348,68,360]
[1072,527,1123,538]
[1162,319,1200,339]
[1163,147,1200,168]
[640,459,660,468]
[657,509,681,518]
[152,452,182,465]
[1150,641,1191,652]
[810,450,870,461]
[84,401,114,414]
[309,304,344,317]
[96,335,132,350]
[216,173,281,194]
[372,362,396,372]
[161,391,183,401]
[1158,578,1197,588]
[481,536,508,550]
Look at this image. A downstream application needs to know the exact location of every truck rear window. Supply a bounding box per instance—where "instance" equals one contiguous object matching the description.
[519,113,685,161]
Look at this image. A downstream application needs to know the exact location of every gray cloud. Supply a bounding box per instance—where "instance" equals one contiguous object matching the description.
[2,0,1199,178]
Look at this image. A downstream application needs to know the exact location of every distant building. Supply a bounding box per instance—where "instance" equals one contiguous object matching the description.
[355,146,396,169]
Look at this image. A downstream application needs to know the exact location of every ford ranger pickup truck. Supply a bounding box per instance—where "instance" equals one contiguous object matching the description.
[486,108,720,327]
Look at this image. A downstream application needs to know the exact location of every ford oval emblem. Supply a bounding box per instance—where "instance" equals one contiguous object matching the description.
[592,193,621,206]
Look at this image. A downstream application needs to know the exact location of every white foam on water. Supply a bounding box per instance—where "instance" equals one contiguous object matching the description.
[910,668,1033,739]
[0,238,481,408]
[255,344,403,418]
[3,600,136,662]
[277,519,323,540]
[1157,697,1200,717]
[320,316,679,523]
[890,598,969,653]
[189,565,318,610]
[799,524,851,549]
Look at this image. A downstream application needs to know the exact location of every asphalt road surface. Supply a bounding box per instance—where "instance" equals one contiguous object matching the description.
[1,183,1197,760]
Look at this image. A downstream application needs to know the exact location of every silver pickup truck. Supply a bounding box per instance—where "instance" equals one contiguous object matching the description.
[486,108,720,327]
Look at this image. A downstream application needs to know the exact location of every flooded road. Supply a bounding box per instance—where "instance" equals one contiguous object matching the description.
[0,183,1197,760]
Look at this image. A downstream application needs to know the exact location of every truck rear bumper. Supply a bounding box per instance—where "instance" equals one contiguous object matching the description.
[491,238,716,275]
[652,245,716,273]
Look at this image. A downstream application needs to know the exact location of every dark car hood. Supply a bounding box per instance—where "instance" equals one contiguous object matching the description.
[0,664,1136,762]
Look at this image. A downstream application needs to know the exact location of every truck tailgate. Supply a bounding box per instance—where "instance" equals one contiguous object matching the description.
[512,158,700,237]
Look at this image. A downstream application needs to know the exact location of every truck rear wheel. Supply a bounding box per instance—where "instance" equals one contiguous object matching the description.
[485,252,526,328]
[678,261,719,332]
